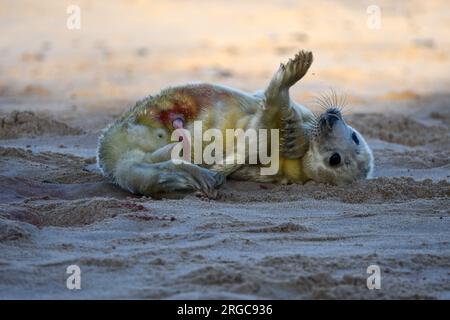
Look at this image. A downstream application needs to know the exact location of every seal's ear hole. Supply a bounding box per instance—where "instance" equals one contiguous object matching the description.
[352,132,360,145]
[329,153,341,166]
[155,128,166,139]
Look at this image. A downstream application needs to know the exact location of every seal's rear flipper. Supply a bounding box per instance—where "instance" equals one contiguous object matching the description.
[114,151,224,199]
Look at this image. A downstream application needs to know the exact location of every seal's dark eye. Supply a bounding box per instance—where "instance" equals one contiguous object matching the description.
[352,132,359,145]
[329,153,341,166]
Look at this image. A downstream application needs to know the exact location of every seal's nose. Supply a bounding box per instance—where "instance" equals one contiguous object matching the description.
[326,113,340,128]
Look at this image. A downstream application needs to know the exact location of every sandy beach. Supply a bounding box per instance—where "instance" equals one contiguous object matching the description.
[0,0,449,299]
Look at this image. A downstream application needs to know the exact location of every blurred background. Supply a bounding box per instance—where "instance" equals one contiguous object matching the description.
[0,0,449,121]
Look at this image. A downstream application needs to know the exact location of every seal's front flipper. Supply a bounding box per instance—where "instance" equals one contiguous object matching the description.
[264,50,313,107]
[279,111,310,159]
[260,51,313,159]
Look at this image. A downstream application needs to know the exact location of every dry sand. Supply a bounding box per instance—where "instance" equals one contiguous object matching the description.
[0,0,449,299]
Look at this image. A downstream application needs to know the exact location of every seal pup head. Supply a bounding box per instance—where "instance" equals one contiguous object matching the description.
[303,107,374,185]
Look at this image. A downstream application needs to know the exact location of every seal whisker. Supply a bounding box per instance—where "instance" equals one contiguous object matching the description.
[313,88,348,114]
[312,95,332,111]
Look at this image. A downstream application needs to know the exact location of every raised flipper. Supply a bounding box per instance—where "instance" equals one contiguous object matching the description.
[262,50,313,159]
[265,50,313,106]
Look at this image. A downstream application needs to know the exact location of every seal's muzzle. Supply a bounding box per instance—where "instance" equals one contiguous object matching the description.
[325,111,340,128]
[318,108,345,135]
